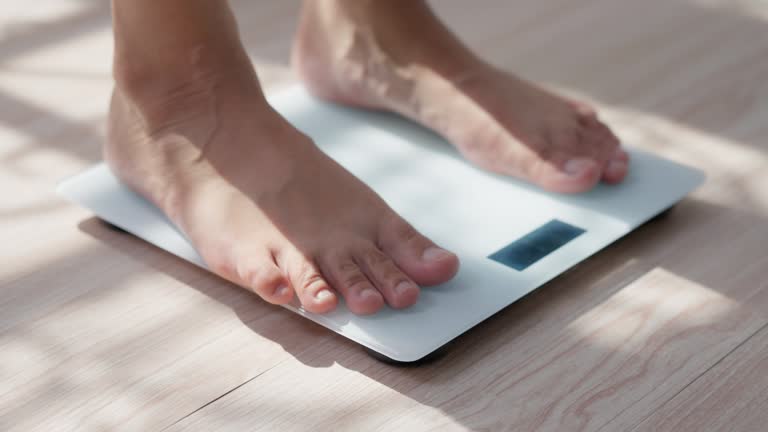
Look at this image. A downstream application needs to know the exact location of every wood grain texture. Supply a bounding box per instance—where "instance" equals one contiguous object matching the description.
[635,321,768,432]
[2,0,768,431]
[166,269,763,432]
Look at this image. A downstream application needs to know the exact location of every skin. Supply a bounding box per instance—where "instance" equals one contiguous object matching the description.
[107,0,627,315]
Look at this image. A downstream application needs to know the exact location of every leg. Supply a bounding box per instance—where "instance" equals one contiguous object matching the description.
[107,0,458,315]
[293,0,629,193]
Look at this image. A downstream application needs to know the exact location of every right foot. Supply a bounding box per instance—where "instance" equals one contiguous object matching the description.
[106,49,458,315]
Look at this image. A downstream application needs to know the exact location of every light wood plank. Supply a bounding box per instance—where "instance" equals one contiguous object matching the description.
[634,322,768,432]
[0,218,334,431]
[167,269,763,431]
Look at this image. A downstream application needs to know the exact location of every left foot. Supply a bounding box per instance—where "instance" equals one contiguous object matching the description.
[292,0,628,193]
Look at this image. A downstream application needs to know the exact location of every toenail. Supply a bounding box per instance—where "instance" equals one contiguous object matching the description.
[564,158,595,177]
[422,247,453,262]
[314,289,334,301]
[359,287,378,299]
[275,285,290,297]
[396,281,415,296]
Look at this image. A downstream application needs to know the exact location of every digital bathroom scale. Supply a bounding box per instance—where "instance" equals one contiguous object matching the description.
[57,86,705,363]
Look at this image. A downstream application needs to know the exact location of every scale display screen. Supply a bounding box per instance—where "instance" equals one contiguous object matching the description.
[489,219,586,271]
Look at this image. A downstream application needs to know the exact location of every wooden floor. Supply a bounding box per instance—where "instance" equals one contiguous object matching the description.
[2,0,768,430]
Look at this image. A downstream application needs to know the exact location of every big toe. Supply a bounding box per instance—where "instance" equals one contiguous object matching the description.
[530,157,602,194]
[530,118,627,193]
[377,215,459,286]
[602,148,630,184]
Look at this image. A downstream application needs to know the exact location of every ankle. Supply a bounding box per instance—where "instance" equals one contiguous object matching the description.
[111,0,257,105]
[116,43,259,105]
[294,0,481,85]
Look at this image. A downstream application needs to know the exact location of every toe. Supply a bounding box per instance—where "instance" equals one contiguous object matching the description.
[318,252,384,315]
[536,118,626,191]
[202,244,295,305]
[356,246,419,309]
[280,250,338,314]
[571,101,598,120]
[530,156,602,194]
[237,255,294,305]
[377,215,459,286]
[602,148,630,184]
[591,121,628,184]
[603,159,628,184]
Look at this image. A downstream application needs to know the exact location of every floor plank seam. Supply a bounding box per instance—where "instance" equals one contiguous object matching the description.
[158,358,289,432]
[623,319,768,432]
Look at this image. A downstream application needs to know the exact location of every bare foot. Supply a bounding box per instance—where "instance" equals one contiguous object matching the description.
[293,0,629,193]
[106,44,458,315]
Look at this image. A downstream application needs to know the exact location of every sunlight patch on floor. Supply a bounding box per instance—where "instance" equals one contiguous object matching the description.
[0,0,91,38]
[687,0,768,22]
[0,27,113,121]
[566,268,740,350]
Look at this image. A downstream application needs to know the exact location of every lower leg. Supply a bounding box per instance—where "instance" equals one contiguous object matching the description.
[108,0,265,203]
[293,0,629,193]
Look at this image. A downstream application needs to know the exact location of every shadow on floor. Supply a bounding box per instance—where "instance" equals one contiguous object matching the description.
[77,191,768,429]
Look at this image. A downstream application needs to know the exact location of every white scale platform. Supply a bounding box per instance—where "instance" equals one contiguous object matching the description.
[58,86,704,363]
